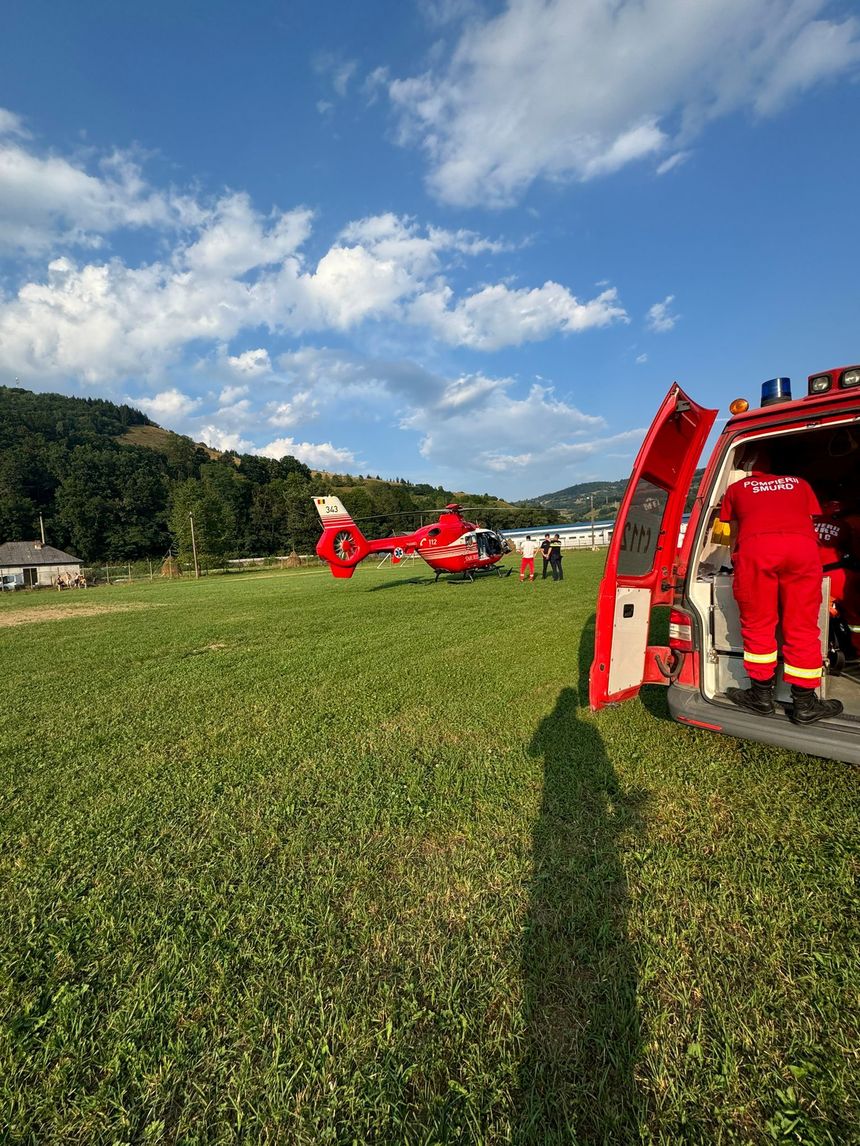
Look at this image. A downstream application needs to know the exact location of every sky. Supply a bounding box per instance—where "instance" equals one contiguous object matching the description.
[1,0,859,499]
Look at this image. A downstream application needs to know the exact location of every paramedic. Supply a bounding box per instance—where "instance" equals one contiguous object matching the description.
[815,497,852,607]
[519,535,538,582]
[719,457,843,724]
[838,500,860,658]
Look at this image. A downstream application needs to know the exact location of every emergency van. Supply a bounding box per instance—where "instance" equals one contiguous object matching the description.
[589,366,860,766]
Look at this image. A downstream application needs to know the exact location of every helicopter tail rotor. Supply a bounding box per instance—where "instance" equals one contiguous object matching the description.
[313,496,370,578]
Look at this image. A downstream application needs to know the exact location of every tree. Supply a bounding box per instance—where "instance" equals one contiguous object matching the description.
[169,478,233,571]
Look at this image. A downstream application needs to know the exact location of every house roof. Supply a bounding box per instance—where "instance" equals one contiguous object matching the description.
[0,541,81,566]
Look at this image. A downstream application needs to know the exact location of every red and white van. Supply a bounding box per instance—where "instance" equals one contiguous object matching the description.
[589,366,860,765]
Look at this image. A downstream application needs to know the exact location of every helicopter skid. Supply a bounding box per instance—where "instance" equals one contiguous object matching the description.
[433,564,514,583]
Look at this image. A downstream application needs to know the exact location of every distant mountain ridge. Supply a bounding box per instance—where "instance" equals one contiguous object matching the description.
[522,472,705,521]
[519,478,629,520]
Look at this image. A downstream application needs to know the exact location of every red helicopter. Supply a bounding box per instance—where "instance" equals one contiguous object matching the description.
[313,496,513,581]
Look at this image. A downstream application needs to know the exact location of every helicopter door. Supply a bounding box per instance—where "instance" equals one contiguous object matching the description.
[589,384,716,710]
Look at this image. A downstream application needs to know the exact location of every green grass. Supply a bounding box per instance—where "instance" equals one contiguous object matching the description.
[0,556,857,1144]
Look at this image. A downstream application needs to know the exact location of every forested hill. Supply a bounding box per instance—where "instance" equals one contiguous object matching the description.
[522,472,705,520]
[0,386,559,565]
[519,479,629,520]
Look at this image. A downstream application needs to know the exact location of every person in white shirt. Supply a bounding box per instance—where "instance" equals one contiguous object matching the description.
[519,535,538,581]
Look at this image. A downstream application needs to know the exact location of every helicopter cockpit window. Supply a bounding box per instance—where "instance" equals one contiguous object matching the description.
[478,532,502,557]
[427,527,441,537]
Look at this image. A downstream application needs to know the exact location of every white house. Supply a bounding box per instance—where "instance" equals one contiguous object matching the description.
[0,541,83,588]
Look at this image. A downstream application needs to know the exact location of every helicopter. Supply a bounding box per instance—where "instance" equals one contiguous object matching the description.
[312,496,513,581]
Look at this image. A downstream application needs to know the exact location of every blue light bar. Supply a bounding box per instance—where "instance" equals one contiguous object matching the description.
[761,377,791,406]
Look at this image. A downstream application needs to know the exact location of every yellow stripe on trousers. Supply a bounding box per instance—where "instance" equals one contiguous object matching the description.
[783,663,822,680]
[743,649,778,664]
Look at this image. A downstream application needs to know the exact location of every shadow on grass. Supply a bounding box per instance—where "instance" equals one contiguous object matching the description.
[516,617,646,1144]
[366,567,514,590]
[639,604,673,722]
[365,576,434,591]
[638,683,672,722]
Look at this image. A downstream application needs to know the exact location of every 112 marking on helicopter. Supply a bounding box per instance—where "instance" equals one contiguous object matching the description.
[313,498,512,581]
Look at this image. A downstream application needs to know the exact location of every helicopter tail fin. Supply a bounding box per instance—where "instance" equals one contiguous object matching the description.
[313,496,370,578]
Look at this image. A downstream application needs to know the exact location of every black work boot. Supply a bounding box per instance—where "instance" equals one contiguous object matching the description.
[726,676,776,715]
[789,685,844,725]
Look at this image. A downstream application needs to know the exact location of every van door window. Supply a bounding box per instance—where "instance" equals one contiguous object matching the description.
[616,479,669,577]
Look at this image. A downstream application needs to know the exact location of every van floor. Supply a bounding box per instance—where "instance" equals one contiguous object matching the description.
[828,667,860,719]
[714,668,860,719]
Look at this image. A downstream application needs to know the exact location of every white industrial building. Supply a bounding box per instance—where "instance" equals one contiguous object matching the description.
[502,520,616,550]
[0,541,83,588]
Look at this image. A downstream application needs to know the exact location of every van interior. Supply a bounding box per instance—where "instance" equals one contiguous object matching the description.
[687,419,860,722]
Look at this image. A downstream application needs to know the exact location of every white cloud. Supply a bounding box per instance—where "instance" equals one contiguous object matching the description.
[410,282,628,349]
[0,125,626,383]
[386,0,860,205]
[197,425,255,453]
[0,109,28,137]
[267,391,319,428]
[227,347,273,376]
[256,436,357,469]
[479,426,645,476]
[636,352,648,364]
[136,388,200,419]
[314,54,358,98]
[0,115,203,254]
[754,15,860,115]
[218,383,249,403]
[183,195,311,277]
[128,340,643,490]
[403,380,614,475]
[646,295,679,333]
[656,151,690,176]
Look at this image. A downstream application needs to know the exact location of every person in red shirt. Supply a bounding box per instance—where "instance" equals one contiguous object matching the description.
[719,449,843,724]
[829,500,860,659]
[814,497,852,606]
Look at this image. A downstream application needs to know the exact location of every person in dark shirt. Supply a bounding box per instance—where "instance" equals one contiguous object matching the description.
[539,533,552,579]
[548,534,563,581]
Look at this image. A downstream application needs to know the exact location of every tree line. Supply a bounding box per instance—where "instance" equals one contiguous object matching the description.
[0,386,560,568]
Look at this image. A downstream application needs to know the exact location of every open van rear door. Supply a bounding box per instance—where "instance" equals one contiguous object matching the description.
[589,384,716,709]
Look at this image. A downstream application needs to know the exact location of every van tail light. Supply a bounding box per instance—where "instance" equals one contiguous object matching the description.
[669,608,694,652]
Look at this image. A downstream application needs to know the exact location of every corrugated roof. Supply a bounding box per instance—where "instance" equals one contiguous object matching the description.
[0,541,81,565]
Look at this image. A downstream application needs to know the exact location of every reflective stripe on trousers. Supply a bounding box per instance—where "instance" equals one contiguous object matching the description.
[733,532,823,686]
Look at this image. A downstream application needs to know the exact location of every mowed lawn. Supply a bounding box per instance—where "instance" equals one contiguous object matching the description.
[0,555,857,1145]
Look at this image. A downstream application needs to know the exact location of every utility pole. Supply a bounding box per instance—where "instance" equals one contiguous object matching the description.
[189,513,200,578]
[590,494,595,548]
[39,514,46,545]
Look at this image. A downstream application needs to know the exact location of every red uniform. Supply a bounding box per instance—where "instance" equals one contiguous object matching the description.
[814,511,851,603]
[720,472,823,687]
[839,511,860,656]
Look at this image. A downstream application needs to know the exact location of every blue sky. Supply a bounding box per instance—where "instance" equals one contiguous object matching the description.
[1,0,859,498]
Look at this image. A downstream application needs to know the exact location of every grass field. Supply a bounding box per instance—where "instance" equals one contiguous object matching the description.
[1,555,857,1144]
